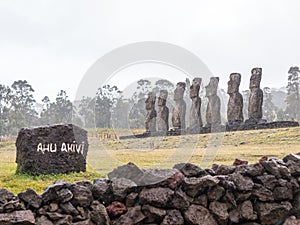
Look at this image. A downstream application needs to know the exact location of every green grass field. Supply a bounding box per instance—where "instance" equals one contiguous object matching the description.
[1,126,300,194]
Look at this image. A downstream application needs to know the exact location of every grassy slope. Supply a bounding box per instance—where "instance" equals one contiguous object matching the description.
[1,126,300,193]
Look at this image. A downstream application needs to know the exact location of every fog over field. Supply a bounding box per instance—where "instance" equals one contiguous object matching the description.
[1,0,300,102]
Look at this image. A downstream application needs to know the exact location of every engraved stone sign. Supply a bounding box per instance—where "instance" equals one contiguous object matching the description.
[16,124,88,175]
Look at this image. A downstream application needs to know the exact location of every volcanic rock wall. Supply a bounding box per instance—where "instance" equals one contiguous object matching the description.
[1,154,300,225]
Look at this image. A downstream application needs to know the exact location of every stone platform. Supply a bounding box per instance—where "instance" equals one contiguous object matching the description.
[119,121,299,139]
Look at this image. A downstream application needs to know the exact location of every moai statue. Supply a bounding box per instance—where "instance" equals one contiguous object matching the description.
[227,73,244,129]
[205,77,221,130]
[247,68,263,123]
[189,77,203,133]
[172,82,186,131]
[157,90,169,134]
[145,91,157,133]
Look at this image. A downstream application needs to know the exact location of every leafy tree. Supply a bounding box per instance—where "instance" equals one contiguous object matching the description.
[0,85,12,135]
[79,96,95,128]
[111,97,131,129]
[129,79,152,129]
[262,87,276,121]
[242,90,250,120]
[40,96,51,125]
[95,85,121,128]
[276,108,287,121]
[40,90,75,124]
[53,90,74,123]
[285,66,300,120]
[154,79,174,94]
[9,80,37,134]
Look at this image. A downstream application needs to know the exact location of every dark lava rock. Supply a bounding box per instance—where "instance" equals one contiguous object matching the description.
[16,124,88,174]
[235,163,264,177]
[142,204,166,223]
[0,189,15,204]
[41,180,72,204]
[35,215,54,225]
[252,184,274,201]
[285,160,300,176]
[235,192,252,202]
[182,175,219,197]
[70,184,93,207]
[161,209,184,225]
[92,178,112,204]
[223,191,237,208]
[173,162,206,177]
[106,201,127,218]
[262,160,291,178]
[59,202,79,215]
[113,206,145,225]
[90,201,110,225]
[293,192,300,211]
[229,173,254,191]
[256,174,278,190]
[139,187,174,208]
[283,153,300,163]
[108,162,144,184]
[215,165,236,175]
[233,158,248,166]
[18,188,42,209]
[216,175,236,190]
[125,192,138,207]
[229,200,257,223]
[274,186,293,201]
[255,201,292,225]
[111,178,137,201]
[138,169,184,188]
[207,185,225,201]
[75,180,93,190]
[193,194,208,207]
[170,189,191,209]
[2,200,25,213]
[184,204,218,225]
[0,210,35,225]
[209,201,229,225]
[240,200,257,221]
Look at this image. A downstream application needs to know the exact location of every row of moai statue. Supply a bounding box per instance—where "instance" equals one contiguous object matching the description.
[144,67,263,135]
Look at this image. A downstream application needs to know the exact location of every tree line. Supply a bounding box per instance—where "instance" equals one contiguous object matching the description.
[0,67,299,136]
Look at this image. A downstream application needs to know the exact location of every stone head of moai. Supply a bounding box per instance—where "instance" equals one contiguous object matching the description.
[174,82,186,101]
[205,77,219,97]
[250,68,262,89]
[145,91,156,110]
[158,90,168,107]
[227,73,241,94]
[190,77,202,98]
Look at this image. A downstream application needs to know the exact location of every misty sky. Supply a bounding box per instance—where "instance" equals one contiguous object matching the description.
[1,0,300,102]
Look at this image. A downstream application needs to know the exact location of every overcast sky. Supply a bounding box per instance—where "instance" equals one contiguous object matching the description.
[1,0,300,102]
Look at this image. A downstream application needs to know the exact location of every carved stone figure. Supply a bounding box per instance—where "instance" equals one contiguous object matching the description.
[205,77,221,129]
[157,90,169,134]
[227,73,244,128]
[189,78,203,133]
[172,82,186,130]
[247,68,263,123]
[145,92,157,133]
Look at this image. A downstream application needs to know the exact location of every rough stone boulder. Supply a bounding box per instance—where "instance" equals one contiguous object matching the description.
[184,204,218,225]
[0,210,35,225]
[256,201,293,224]
[16,124,88,174]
